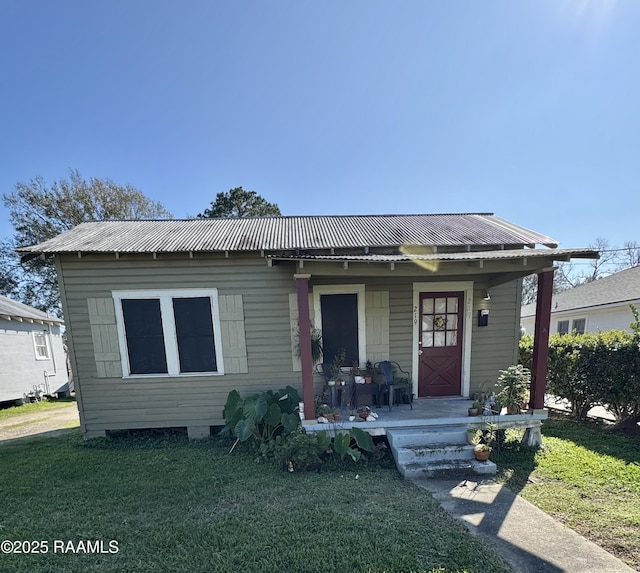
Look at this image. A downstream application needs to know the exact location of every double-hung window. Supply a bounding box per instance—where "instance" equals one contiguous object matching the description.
[33,332,51,360]
[113,289,224,377]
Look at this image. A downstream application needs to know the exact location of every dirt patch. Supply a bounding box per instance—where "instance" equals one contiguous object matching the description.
[0,402,80,443]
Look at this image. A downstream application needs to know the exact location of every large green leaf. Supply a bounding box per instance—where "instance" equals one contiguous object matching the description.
[315,430,331,450]
[254,394,268,422]
[350,427,374,452]
[333,432,350,459]
[281,412,300,433]
[346,447,361,462]
[234,419,254,442]
[263,403,282,428]
[222,390,243,429]
[242,395,260,422]
[278,386,302,414]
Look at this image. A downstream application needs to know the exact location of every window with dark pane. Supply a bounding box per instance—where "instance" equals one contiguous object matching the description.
[172,297,216,373]
[320,294,359,366]
[122,299,168,374]
[572,319,586,335]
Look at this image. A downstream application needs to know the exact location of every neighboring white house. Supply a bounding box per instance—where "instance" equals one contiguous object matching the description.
[521,265,640,336]
[0,295,69,404]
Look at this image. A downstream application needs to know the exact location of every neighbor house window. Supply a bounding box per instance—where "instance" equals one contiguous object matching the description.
[113,289,223,377]
[33,332,51,360]
[571,318,586,334]
[557,320,569,335]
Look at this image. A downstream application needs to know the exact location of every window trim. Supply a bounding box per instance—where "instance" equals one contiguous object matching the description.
[112,289,224,378]
[32,331,51,361]
[557,320,570,335]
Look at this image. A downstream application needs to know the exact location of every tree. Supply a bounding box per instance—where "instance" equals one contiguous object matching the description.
[615,241,640,271]
[1,170,172,315]
[198,187,281,218]
[521,236,639,304]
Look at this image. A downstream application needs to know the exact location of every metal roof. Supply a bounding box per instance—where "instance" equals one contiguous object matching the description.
[0,295,63,324]
[521,265,640,317]
[268,248,598,263]
[20,214,559,255]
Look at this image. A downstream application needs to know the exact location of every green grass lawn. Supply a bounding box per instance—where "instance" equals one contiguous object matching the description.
[494,415,640,570]
[0,398,76,420]
[0,430,511,573]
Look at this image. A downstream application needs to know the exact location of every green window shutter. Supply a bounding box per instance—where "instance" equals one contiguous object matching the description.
[88,297,122,378]
[365,291,389,363]
[219,294,248,374]
[289,293,314,372]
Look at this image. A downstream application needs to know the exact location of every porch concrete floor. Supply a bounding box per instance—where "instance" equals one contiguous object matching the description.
[303,397,547,436]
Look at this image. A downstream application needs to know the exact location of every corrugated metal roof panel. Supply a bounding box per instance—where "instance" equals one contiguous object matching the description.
[20,213,560,255]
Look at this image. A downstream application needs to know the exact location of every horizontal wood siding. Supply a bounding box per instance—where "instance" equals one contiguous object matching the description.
[61,254,523,433]
[469,280,521,393]
[60,254,302,432]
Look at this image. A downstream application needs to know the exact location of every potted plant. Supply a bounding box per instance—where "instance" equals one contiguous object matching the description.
[364,360,374,383]
[317,403,332,421]
[351,361,364,384]
[332,407,341,421]
[329,349,346,384]
[295,327,323,366]
[469,427,493,461]
[468,400,483,416]
[495,365,531,415]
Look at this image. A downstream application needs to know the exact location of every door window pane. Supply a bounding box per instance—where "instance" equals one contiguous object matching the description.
[435,298,446,313]
[434,332,446,347]
[447,297,458,313]
[122,299,168,374]
[173,297,216,373]
[422,316,433,331]
[446,331,457,346]
[423,333,433,347]
[423,299,433,314]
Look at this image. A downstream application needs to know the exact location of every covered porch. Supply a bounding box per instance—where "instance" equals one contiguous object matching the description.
[290,251,597,447]
[302,397,547,437]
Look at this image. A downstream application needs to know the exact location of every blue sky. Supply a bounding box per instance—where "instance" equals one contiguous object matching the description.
[1,1,638,252]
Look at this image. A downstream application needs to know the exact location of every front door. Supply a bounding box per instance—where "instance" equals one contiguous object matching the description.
[418,292,463,397]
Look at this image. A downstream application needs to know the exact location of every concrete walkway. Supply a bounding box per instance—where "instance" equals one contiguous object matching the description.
[415,478,636,573]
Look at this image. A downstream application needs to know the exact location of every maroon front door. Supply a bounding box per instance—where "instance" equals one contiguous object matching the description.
[418,292,463,397]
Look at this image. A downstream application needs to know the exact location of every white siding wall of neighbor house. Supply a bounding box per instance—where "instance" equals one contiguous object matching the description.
[521,300,640,336]
[0,319,68,403]
[58,253,523,436]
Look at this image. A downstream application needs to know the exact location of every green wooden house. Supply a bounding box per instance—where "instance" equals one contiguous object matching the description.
[20,214,597,440]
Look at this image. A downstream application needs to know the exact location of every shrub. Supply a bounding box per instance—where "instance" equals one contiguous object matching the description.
[519,329,640,428]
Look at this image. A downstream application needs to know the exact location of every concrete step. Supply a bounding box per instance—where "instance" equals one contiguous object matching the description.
[386,426,469,448]
[400,459,497,480]
[387,423,497,480]
[393,443,476,465]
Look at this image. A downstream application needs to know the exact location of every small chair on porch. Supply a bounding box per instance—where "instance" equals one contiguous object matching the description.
[375,361,414,411]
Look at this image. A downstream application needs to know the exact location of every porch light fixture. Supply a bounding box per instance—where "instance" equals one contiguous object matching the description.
[482,290,491,301]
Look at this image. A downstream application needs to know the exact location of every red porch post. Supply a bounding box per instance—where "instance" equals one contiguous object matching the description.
[530,269,554,410]
[295,274,315,420]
